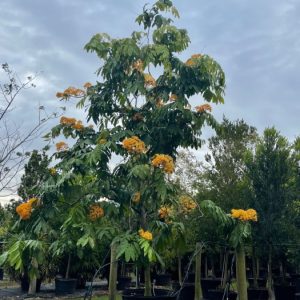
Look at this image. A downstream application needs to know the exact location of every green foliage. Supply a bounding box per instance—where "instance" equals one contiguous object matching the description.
[18,150,51,199]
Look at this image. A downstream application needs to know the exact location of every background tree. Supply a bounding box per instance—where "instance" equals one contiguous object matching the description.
[0,63,59,197]
[203,117,258,210]
[245,127,295,299]
[17,149,51,200]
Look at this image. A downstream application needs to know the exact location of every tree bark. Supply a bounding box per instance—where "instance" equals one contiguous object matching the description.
[194,242,203,300]
[108,242,118,300]
[144,264,152,296]
[267,248,275,300]
[236,244,248,300]
[65,253,71,279]
[252,248,258,288]
[178,255,182,285]
[28,276,37,295]
[221,250,229,289]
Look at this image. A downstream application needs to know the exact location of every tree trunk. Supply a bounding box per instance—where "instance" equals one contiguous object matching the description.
[144,264,152,296]
[28,276,37,295]
[65,254,71,279]
[178,255,182,285]
[108,242,118,300]
[205,255,208,278]
[236,244,248,300]
[194,242,203,300]
[252,248,258,288]
[221,250,229,289]
[267,249,275,300]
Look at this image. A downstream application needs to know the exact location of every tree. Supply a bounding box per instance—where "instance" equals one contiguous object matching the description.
[203,117,258,210]
[0,63,59,197]
[17,149,50,200]
[245,128,295,300]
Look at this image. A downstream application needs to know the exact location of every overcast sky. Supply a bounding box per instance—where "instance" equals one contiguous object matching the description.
[0,0,299,202]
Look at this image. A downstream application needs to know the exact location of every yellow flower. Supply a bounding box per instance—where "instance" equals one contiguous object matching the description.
[144,74,156,87]
[122,136,146,154]
[49,168,57,175]
[179,195,197,213]
[56,142,68,151]
[195,104,212,113]
[132,59,144,72]
[132,192,141,204]
[89,205,104,221]
[83,82,92,89]
[56,86,85,100]
[72,120,84,130]
[169,94,178,101]
[138,229,153,241]
[185,54,202,67]
[16,202,32,220]
[158,206,173,219]
[151,154,175,174]
[231,208,257,222]
[60,116,77,126]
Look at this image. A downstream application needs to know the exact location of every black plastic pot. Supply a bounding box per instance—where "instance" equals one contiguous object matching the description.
[186,272,195,283]
[122,288,176,300]
[118,276,132,290]
[248,277,267,287]
[176,283,194,300]
[55,278,77,295]
[0,268,3,280]
[274,284,296,300]
[201,278,222,298]
[207,289,237,300]
[247,288,268,300]
[155,274,172,286]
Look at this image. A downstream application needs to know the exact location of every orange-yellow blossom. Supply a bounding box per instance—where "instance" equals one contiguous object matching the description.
[89,205,104,221]
[56,142,68,151]
[231,209,258,222]
[122,136,146,154]
[195,104,212,113]
[132,192,141,203]
[138,229,153,241]
[151,154,175,174]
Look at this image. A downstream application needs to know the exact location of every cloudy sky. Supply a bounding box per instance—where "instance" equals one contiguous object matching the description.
[0,0,299,202]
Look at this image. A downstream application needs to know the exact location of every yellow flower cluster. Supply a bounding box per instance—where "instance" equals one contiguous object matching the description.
[151,154,175,174]
[122,136,146,154]
[56,141,68,151]
[179,195,197,213]
[185,54,202,67]
[60,116,84,131]
[132,192,141,204]
[169,94,178,101]
[60,116,77,125]
[89,205,104,221]
[16,198,39,220]
[156,99,164,108]
[231,209,258,222]
[83,82,93,89]
[132,59,144,72]
[138,229,153,241]
[195,104,212,113]
[56,86,85,99]
[49,168,57,175]
[144,74,156,87]
[158,205,173,219]
[72,120,84,130]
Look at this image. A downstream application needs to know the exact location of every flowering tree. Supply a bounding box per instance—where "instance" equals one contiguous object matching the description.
[4,0,225,298]
[201,200,257,300]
